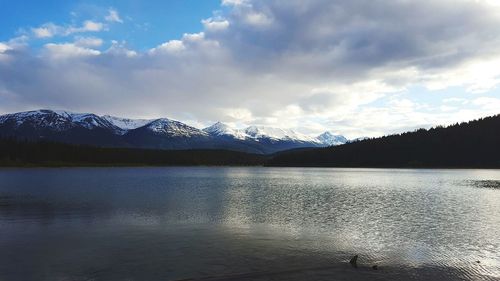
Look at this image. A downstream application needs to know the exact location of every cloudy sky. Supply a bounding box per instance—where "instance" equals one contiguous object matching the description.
[1,0,500,138]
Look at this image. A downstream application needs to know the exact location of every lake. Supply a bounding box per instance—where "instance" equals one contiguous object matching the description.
[0,167,499,280]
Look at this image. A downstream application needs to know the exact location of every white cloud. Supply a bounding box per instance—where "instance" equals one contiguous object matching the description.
[421,56,500,93]
[222,0,250,6]
[443,98,468,104]
[151,40,185,53]
[223,108,254,122]
[106,40,137,57]
[202,18,230,32]
[149,32,220,54]
[105,9,123,23]
[479,0,500,7]
[32,28,53,38]
[0,43,11,53]
[243,12,273,27]
[43,43,101,59]
[472,97,500,112]
[0,43,11,62]
[0,36,28,62]
[182,32,205,43]
[74,37,103,48]
[32,23,60,38]
[73,20,104,33]
[31,20,104,38]
[440,105,457,112]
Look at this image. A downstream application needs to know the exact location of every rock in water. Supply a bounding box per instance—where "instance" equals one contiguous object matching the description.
[372,265,378,270]
[349,255,358,268]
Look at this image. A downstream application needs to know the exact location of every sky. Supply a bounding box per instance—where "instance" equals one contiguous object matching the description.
[1,0,500,138]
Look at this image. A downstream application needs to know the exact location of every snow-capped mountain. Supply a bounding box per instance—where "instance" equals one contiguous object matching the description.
[0,110,120,132]
[0,110,126,147]
[244,126,318,143]
[0,110,75,131]
[203,122,247,140]
[144,118,208,137]
[0,109,349,154]
[102,115,153,130]
[316,132,348,146]
[203,123,323,143]
[64,113,120,131]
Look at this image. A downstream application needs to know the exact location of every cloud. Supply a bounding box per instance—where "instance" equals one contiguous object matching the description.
[0,43,12,62]
[31,23,60,38]
[242,11,273,27]
[152,39,186,53]
[297,81,395,116]
[0,36,28,63]
[202,18,230,32]
[2,0,500,137]
[74,36,103,48]
[0,43,11,53]
[105,8,123,23]
[222,0,250,6]
[106,40,138,57]
[473,97,500,112]
[43,43,101,59]
[32,28,52,38]
[31,21,104,38]
[77,20,104,32]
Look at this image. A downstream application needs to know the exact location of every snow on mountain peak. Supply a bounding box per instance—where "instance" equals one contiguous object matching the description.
[316,131,348,146]
[69,113,116,130]
[244,126,316,142]
[203,122,247,139]
[0,109,76,131]
[204,122,228,133]
[146,118,208,137]
[0,109,349,146]
[0,110,123,132]
[102,115,153,130]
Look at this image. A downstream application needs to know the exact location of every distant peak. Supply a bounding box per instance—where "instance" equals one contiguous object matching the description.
[319,131,334,135]
[316,131,347,146]
[209,121,228,128]
[101,115,153,130]
[203,122,248,139]
[150,118,172,123]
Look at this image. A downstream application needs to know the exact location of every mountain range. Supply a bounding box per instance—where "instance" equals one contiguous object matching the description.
[0,109,349,154]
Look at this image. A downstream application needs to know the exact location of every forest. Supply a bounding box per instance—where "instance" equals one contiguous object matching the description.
[268,114,500,168]
[0,138,267,167]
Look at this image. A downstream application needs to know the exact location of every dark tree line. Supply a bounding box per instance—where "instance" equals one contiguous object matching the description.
[0,138,267,167]
[268,115,500,168]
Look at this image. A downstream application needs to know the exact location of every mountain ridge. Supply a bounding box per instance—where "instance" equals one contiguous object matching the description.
[0,109,348,154]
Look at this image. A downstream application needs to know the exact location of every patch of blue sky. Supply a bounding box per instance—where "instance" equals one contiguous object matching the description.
[0,0,221,50]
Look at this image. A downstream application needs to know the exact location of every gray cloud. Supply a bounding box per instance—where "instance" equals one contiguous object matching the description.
[1,0,500,137]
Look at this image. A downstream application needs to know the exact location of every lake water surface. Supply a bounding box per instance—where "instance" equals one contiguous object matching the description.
[0,167,499,280]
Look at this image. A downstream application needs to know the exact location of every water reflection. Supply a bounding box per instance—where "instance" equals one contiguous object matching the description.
[466,180,500,189]
[0,167,499,280]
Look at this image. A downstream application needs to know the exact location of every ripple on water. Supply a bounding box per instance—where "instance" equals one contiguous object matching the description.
[0,167,499,281]
[465,180,500,189]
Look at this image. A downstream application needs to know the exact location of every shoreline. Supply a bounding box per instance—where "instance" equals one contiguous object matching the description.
[1,163,499,169]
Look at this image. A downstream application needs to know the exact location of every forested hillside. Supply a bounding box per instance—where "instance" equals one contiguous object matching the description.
[0,138,267,167]
[268,115,500,168]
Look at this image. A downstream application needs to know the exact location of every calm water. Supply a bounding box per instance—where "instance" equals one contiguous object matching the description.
[0,167,499,281]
